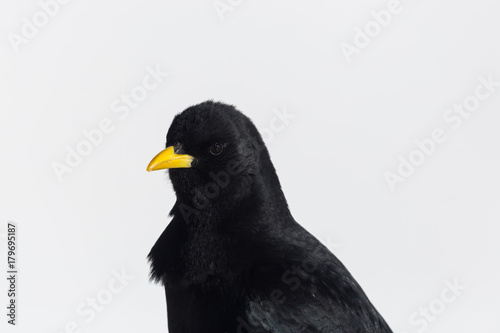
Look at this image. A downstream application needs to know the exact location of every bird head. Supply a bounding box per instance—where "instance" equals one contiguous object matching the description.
[147,101,282,216]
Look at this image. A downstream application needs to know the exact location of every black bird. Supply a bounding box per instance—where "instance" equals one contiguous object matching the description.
[147,101,392,333]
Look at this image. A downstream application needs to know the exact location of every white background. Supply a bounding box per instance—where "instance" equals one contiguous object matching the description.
[1,0,499,332]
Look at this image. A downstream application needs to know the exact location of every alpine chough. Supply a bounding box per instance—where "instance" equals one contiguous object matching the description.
[147,101,392,333]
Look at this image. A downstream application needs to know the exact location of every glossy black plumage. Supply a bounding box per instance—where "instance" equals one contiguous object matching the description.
[148,101,392,333]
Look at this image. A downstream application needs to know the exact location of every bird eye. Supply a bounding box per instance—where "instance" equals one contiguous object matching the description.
[209,142,225,156]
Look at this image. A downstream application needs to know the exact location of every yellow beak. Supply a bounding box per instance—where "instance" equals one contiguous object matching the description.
[146,146,194,171]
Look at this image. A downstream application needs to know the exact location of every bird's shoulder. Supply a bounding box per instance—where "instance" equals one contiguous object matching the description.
[240,222,392,333]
